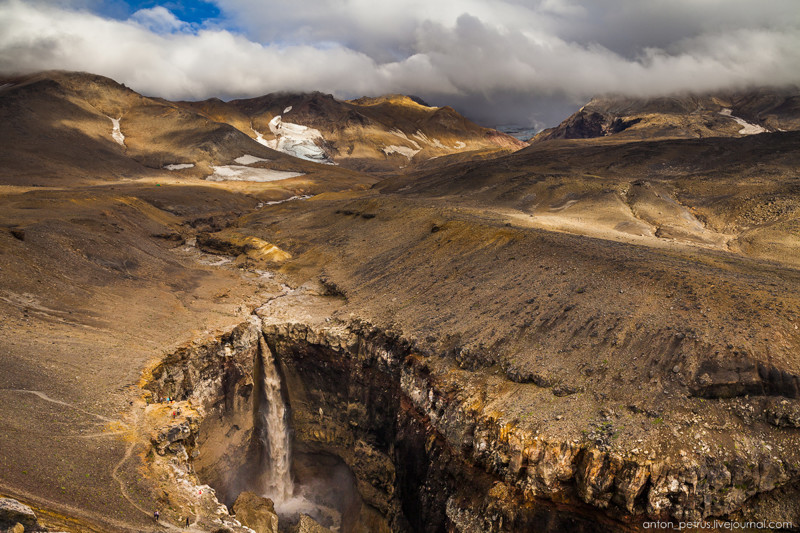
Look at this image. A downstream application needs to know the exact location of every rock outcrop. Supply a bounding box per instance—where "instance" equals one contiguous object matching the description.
[290,514,334,533]
[232,492,279,533]
[0,498,37,530]
[144,319,263,503]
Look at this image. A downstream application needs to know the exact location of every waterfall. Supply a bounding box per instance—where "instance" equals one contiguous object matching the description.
[258,338,294,501]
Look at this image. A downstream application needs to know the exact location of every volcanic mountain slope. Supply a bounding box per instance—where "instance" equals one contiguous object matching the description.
[178,91,526,173]
[533,87,800,142]
[380,127,800,267]
[0,71,375,195]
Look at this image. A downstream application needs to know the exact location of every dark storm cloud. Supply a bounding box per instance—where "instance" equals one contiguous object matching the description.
[1,0,798,127]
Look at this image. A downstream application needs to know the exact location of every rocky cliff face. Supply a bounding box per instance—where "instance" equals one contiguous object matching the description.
[145,319,264,504]
[137,286,800,532]
[257,306,800,531]
[257,314,617,532]
[140,320,264,531]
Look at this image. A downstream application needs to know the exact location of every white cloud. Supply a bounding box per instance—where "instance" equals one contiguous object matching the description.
[130,6,189,34]
[0,0,798,126]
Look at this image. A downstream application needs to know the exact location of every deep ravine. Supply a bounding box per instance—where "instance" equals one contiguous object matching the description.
[138,289,800,532]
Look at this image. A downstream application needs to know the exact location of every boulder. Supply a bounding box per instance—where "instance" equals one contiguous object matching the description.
[0,498,37,529]
[232,491,279,533]
[290,515,334,533]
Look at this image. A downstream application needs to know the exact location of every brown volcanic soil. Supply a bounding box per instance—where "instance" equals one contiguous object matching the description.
[379,131,800,266]
[237,192,800,408]
[0,182,290,531]
[0,71,384,531]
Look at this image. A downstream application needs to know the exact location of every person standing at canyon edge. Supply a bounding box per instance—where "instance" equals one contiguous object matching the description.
[154,509,159,522]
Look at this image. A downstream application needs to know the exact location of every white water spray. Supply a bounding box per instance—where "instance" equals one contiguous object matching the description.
[259,338,294,501]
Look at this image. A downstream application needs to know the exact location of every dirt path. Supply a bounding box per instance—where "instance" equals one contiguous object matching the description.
[4,389,116,423]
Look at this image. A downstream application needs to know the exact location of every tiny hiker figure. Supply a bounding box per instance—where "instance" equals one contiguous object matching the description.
[186,516,190,527]
[154,509,160,522]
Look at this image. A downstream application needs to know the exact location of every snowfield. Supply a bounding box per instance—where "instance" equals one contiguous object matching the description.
[164,163,195,170]
[252,128,270,147]
[384,128,458,159]
[265,114,333,164]
[382,145,420,160]
[206,165,304,182]
[412,130,446,149]
[392,129,421,149]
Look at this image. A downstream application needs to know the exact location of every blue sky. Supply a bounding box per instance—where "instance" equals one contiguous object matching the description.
[1,0,799,126]
[103,0,221,24]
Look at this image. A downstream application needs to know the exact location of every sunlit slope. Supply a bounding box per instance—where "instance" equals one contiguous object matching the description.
[178,91,525,173]
[0,71,376,194]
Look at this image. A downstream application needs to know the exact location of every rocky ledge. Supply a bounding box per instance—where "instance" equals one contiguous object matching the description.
[0,497,70,533]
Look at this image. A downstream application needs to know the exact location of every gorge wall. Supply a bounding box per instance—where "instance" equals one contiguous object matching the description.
[136,287,800,532]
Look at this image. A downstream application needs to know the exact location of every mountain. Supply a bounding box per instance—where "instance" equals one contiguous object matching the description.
[532,87,800,142]
[178,91,526,173]
[0,71,380,196]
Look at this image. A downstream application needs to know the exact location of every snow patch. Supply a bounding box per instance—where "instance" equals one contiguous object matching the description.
[252,128,270,147]
[283,106,292,114]
[382,145,420,160]
[234,154,270,165]
[164,163,194,170]
[719,108,767,135]
[265,114,334,164]
[411,130,447,149]
[453,141,466,149]
[392,129,421,149]
[206,165,304,182]
[412,130,431,144]
[108,116,125,146]
[257,194,313,208]
[390,128,410,141]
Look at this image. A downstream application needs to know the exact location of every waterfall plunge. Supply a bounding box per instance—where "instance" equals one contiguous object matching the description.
[255,338,347,532]
[259,338,294,502]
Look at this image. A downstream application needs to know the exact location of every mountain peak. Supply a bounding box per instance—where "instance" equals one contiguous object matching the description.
[349,94,436,109]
